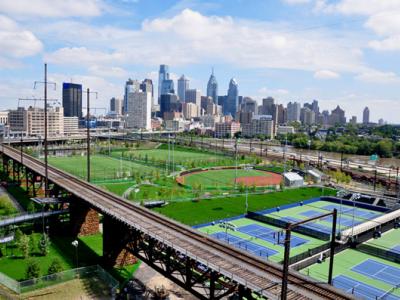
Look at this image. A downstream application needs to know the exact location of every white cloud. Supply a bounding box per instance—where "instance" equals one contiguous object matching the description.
[316,0,400,15]
[369,36,400,51]
[42,9,366,74]
[282,0,311,5]
[0,15,42,68]
[314,70,340,79]
[0,0,104,18]
[88,65,128,78]
[355,69,400,84]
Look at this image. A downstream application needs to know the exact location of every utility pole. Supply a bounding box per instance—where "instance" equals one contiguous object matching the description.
[34,64,56,197]
[82,88,98,182]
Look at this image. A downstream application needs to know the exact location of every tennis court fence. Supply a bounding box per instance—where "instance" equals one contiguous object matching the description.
[246,211,331,241]
[357,243,400,264]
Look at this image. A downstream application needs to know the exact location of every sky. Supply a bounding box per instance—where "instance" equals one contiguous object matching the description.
[0,0,400,123]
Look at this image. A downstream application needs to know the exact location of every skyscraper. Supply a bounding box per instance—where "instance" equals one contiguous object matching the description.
[363,107,370,124]
[124,79,140,113]
[287,102,301,122]
[224,78,239,116]
[161,79,174,95]
[206,69,218,104]
[140,79,154,105]
[110,97,122,115]
[185,89,201,107]
[126,91,152,130]
[177,75,189,102]
[62,83,82,118]
[160,94,180,118]
[158,64,169,103]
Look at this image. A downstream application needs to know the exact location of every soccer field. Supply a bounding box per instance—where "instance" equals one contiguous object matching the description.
[48,155,160,181]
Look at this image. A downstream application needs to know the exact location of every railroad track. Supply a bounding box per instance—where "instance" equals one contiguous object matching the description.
[1,145,354,300]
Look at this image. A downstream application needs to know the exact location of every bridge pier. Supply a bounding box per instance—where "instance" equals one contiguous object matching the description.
[103,214,137,267]
[69,201,100,237]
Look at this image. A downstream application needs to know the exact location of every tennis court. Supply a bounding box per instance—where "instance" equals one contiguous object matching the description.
[363,229,400,256]
[333,275,399,300]
[198,217,326,263]
[352,259,400,286]
[237,224,308,247]
[211,232,278,258]
[262,200,383,234]
[303,249,400,300]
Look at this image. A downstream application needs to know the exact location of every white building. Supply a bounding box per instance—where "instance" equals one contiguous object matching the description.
[64,117,79,136]
[110,98,123,116]
[182,102,200,119]
[277,126,295,135]
[215,121,240,138]
[126,91,152,130]
[242,115,274,139]
[165,118,186,131]
[287,102,301,122]
[283,172,304,187]
[0,111,8,125]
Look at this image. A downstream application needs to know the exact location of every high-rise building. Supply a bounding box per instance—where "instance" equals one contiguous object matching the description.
[350,116,357,124]
[241,97,258,114]
[161,79,175,95]
[126,91,152,130]
[261,97,275,115]
[185,89,201,107]
[110,98,123,116]
[224,78,239,116]
[160,93,180,118]
[201,96,213,111]
[329,106,346,125]
[287,102,301,122]
[363,107,370,124]
[62,83,82,118]
[140,79,154,105]
[300,107,315,125]
[158,64,169,104]
[242,115,274,139]
[124,79,140,113]
[206,69,218,104]
[277,104,286,125]
[177,75,189,102]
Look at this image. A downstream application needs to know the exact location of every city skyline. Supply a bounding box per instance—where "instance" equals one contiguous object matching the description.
[0,0,400,122]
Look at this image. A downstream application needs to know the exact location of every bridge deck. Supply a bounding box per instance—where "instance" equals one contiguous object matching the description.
[0,145,353,300]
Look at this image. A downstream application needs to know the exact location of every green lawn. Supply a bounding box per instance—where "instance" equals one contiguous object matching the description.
[302,249,400,298]
[48,155,160,181]
[0,232,139,283]
[0,194,18,216]
[153,187,335,226]
[182,169,276,188]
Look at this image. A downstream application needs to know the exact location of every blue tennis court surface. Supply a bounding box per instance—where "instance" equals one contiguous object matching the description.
[322,204,381,220]
[282,216,332,234]
[237,224,309,248]
[300,210,363,227]
[211,232,278,258]
[352,259,400,286]
[333,275,400,300]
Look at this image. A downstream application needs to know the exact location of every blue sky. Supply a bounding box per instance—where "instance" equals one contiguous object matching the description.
[1,0,400,123]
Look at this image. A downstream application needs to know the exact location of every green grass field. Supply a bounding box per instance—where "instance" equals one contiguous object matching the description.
[198,217,326,263]
[301,249,400,298]
[48,155,160,181]
[153,187,335,226]
[265,200,383,232]
[181,169,275,188]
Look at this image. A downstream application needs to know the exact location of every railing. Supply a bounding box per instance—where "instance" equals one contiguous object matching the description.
[0,265,118,297]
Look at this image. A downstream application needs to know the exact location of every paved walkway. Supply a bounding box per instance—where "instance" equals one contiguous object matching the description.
[0,185,24,213]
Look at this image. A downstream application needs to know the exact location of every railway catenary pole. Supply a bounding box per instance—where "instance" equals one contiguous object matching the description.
[328,208,338,284]
[82,88,97,183]
[33,64,56,196]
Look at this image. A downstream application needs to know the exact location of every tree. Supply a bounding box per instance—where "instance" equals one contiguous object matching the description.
[38,234,50,256]
[48,258,63,275]
[26,259,40,279]
[18,234,29,258]
[29,234,36,255]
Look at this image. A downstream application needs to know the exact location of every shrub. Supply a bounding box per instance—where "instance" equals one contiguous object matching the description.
[18,234,30,258]
[26,259,40,279]
[38,233,50,256]
[47,258,63,275]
